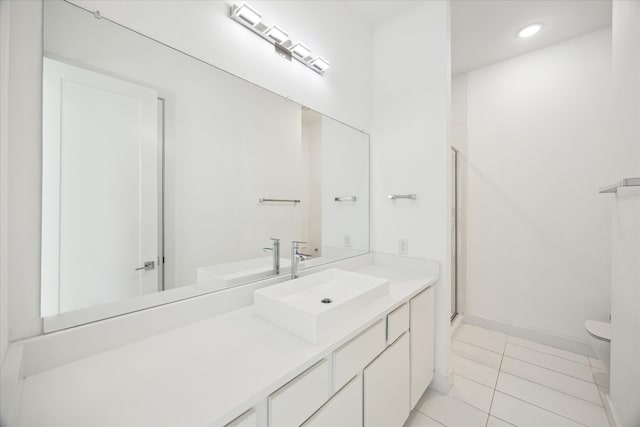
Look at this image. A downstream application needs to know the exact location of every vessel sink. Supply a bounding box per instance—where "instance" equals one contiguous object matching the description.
[254,268,390,343]
[197,256,290,290]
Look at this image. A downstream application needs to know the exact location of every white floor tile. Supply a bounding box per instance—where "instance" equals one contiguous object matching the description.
[417,389,488,427]
[450,374,495,413]
[490,391,584,427]
[486,415,515,427]
[453,354,500,388]
[453,340,502,369]
[592,368,610,389]
[404,410,446,427]
[501,356,601,405]
[589,357,607,371]
[508,337,589,365]
[496,372,609,427]
[457,324,507,354]
[504,343,593,382]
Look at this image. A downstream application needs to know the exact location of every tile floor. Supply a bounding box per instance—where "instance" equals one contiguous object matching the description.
[405,323,612,427]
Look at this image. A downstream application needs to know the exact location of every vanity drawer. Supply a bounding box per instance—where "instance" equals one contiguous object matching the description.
[333,320,385,390]
[387,303,409,344]
[268,359,330,427]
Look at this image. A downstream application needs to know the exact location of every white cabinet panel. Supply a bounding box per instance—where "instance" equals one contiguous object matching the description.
[410,287,435,408]
[364,333,410,427]
[225,409,257,427]
[333,320,386,391]
[387,303,409,344]
[303,375,363,427]
[268,359,330,427]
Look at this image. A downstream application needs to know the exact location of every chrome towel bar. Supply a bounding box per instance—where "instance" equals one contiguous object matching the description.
[334,196,357,202]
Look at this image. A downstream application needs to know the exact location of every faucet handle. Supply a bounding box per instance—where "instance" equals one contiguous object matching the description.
[269,237,280,243]
[292,240,307,248]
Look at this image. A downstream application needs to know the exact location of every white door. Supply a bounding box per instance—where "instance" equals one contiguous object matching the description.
[41,57,159,316]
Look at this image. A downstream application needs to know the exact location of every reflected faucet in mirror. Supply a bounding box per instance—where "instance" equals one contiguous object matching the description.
[263,238,281,275]
[291,241,313,279]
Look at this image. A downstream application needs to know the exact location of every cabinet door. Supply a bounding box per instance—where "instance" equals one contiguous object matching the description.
[303,375,362,427]
[364,333,410,427]
[410,287,435,408]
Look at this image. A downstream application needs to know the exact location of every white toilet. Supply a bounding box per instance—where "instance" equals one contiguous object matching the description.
[585,320,611,371]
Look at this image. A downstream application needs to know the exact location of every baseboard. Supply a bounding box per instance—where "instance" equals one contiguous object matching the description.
[464,314,595,357]
[450,314,464,338]
[429,368,453,394]
[604,393,623,427]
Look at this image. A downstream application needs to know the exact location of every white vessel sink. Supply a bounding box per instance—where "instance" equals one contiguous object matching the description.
[254,268,390,343]
[197,256,290,290]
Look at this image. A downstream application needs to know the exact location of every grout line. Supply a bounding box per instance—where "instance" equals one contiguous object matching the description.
[500,352,594,383]
[423,413,447,427]
[454,370,497,390]
[484,340,505,427]
[454,336,505,356]
[502,355,599,386]
[506,341,590,366]
[497,369,604,407]
[492,390,590,427]
[489,414,517,426]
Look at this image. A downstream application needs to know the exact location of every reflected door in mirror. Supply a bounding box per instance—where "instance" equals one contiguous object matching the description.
[41,58,161,316]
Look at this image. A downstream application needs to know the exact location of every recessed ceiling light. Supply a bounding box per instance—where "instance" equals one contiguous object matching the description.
[232,3,262,26]
[265,25,289,44]
[518,24,542,38]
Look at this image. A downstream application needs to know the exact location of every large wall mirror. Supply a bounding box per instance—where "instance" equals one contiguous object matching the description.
[41,1,370,330]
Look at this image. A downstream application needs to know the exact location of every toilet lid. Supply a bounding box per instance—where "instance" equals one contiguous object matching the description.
[585,320,611,342]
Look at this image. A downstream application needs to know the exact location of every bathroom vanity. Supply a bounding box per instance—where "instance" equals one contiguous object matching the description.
[4,255,437,427]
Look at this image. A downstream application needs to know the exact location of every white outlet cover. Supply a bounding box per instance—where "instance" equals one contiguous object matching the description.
[398,239,408,255]
[344,234,352,248]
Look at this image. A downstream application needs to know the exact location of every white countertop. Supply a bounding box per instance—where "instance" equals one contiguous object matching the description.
[16,263,437,427]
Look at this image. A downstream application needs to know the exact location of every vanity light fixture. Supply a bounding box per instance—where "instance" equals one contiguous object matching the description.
[309,57,330,72]
[290,42,311,59]
[231,3,262,27]
[229,3,330,75]
[265,25,289,44]
[517,23,542,38]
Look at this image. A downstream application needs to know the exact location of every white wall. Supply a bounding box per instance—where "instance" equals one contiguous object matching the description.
[71,0,373,134]
[465,29,613,346]
[3,0,375,342]
[372,1,452,388]
[609,1,640,425]
[0,0,11,365]
[301,118,322,255]
[451,74,468,316]
[321,118,370,253]
[1,0,43,347]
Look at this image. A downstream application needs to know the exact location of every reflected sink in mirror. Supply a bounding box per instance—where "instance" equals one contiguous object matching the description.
[197,256,291,290]
[254,269,389,343]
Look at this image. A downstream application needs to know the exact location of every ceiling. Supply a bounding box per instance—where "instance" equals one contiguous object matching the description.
[342,0,612,75]
[451,0,612,75]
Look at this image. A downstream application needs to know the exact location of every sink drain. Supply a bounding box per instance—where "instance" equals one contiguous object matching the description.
[321,298,332,304]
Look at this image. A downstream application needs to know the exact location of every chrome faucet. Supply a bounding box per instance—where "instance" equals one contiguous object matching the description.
[291,241,312,279]
[263,238,280,275]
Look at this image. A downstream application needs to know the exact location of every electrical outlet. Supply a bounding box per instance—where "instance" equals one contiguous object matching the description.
[344,234,352,248]
[398,239,408,255]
